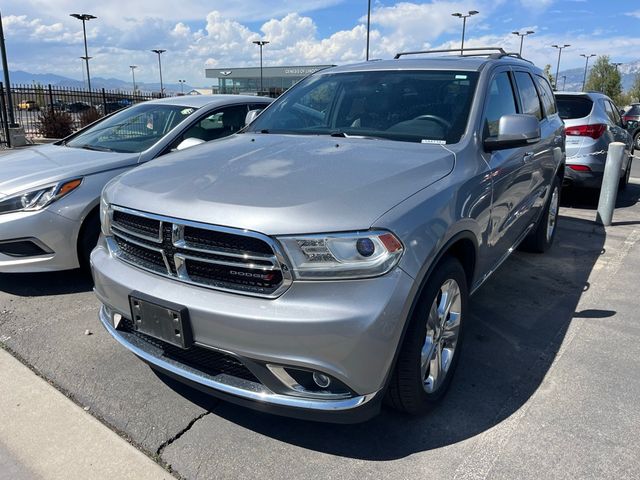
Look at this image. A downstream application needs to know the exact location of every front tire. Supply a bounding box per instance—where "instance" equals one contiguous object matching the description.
[386,256,468,415]
[78,211,100,271]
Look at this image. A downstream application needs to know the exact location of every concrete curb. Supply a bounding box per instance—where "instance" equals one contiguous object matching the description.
[0,348,173,480]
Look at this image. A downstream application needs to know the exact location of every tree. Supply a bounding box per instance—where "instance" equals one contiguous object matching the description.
[543,64,555,86]
[584,55,622,103]
[629,73,640,103]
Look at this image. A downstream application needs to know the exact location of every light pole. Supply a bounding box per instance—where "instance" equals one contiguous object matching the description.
[561,75,567,91]
[366,0,371,61]
[580,54,596,92]
[511,30,535,56]
[178,79,186,95]
[613,62,623,73]
[252,40,269,94]
[451,10,479,55]
[151,49,166,96]
[551,44,570,90]
[0,9,17,126]
[70,13,97,92]
[129,65,137,92]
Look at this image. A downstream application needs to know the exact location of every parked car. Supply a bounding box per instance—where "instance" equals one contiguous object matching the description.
[0,95,271,273]
[66,101,92,113]
[97,99,133,115]
[555,92,633,189]
[16,100,39,111]
[623,104,640,151]
[92,50,565,422]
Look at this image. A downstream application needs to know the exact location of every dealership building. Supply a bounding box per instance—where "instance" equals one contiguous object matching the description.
[205,65,333,96]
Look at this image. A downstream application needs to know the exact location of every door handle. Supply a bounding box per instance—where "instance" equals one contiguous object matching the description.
[523,152,535,163]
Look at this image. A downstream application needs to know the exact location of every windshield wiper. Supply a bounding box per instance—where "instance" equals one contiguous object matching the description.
[76,144,115,152]
[329,131,381,140]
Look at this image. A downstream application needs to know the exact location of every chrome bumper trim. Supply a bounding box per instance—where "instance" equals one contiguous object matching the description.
[98,305,379,412]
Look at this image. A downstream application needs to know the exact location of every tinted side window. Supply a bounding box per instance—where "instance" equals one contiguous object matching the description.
[535,75,557,117]
[483,72,518,137]
[514,72,542,121]
[183,105,249,142]
[608,101,622,125]
[602,100,617,125]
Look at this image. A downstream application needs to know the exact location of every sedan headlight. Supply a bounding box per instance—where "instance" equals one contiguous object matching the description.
[0,178,83,215]
[278,231,403,280]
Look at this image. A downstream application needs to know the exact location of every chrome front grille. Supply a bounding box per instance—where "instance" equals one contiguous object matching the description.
[108,206,291,298]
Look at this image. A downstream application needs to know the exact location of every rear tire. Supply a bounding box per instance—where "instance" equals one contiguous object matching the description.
[78,211,100,271]
[386,256,468,415]
[520,176,561,253]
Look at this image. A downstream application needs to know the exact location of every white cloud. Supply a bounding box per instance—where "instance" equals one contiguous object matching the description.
[626,10,640,19]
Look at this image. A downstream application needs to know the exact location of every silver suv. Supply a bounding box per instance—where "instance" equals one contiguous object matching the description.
[92,49,565,422]
[556,92,633,189]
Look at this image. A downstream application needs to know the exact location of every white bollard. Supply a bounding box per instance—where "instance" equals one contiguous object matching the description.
[596,142,626,226]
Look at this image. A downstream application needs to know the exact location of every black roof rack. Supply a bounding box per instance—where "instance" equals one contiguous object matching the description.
[393,47,533,64]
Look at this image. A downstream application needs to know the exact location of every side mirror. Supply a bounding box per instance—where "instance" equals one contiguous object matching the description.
[176,137,206,151]
[484,114,541,151]
[245,109,263,126]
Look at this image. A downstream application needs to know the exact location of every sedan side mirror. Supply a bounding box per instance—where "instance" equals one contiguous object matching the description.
[245,109,263,126]
[484,114,541,151]
[176,137,206,151]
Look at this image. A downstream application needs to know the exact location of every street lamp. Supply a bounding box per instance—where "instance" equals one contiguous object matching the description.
[366,0,371,61]
[151,49,166,96]
[613,62,623,72]
[0,10,17,127]
[70,13,97,92]
[129,65,137,93]
[561,75,567,91]
[551,44,570,90]
[511,30,535,56]
[580,54,596,92]
[252,40,269,94]
[451,10,479,55]
[178,79,186,95]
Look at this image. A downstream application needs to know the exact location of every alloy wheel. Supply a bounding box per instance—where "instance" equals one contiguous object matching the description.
[421,278,462,394]
[546,186,559,242]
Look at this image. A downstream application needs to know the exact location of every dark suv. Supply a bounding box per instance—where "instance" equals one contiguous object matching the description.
[93,48,565,422]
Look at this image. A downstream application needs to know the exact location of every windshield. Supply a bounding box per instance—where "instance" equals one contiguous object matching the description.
[247,70,479,144]
[66,103,198,153]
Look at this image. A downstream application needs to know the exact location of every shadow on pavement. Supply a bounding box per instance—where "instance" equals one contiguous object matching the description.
[561,182,640,210]
[160,214,606,461]
[0,269,93,296]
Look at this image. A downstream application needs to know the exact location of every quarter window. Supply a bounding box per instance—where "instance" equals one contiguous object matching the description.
[535,75,557,117]
[514,72,543,121]
[483,72,518,137]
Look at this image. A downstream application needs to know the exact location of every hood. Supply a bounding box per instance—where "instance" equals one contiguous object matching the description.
[0,144,139,198]
[107,134,455,235]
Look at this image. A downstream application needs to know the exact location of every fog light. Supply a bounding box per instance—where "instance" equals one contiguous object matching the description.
[312,372,331,388]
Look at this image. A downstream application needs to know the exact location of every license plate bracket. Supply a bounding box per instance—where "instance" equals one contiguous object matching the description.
[128,292,193,349]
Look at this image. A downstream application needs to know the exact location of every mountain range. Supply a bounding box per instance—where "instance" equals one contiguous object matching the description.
[0,70,202,94]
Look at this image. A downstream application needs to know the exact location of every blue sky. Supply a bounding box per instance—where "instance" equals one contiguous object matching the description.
[1,0,639,85]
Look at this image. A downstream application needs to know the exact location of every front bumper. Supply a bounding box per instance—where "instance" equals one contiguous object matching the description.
[91,239,415,422]
[0,209,81,272]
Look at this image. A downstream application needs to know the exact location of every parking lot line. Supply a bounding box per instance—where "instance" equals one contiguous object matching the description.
[0,348,172,480]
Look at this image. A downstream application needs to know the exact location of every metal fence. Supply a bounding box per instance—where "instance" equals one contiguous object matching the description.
[0,83,159,145]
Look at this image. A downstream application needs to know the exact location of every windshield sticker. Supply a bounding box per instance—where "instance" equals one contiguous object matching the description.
[181,108,195,115]
[421,139,447,145]
[455,75,468,80]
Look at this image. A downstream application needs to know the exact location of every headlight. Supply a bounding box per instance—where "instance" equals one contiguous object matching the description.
[278,231,403,280]
[99,195,111,236]
[0,178,82,215]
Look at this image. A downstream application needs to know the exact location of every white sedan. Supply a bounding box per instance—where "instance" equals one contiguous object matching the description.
[0,94,272,272]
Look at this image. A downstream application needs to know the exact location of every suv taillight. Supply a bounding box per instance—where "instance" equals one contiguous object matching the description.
[565,124,607,139]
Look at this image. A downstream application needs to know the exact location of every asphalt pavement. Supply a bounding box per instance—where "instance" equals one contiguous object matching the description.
[1,170,640,479]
